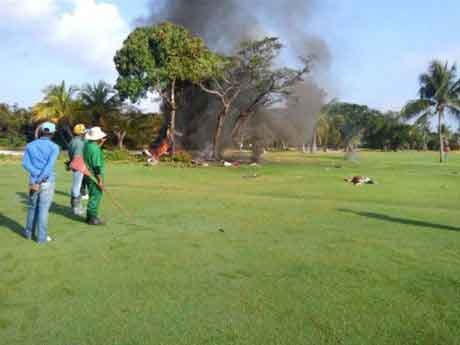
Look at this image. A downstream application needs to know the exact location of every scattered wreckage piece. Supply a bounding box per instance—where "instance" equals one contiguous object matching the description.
[345,176,377,186]
[144,138,171,165]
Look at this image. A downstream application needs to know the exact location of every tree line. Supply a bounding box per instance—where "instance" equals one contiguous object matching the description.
[3,93,458,155]
[312,101,460,154]
[0,81,162,150]
[1,22,459,163]
[113,22,460,162]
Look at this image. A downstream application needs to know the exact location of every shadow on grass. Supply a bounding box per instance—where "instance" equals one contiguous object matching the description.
[55,190,69,197]
[0,212,25,238]
[16,192,84,223]
[338,209,460,232]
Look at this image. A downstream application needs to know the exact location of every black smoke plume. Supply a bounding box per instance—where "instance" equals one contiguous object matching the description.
[141,0,332,156]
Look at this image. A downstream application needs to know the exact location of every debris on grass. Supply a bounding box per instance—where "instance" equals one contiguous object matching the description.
[191,160,210,167]
[243,174,259,179]
[345,176,377,186]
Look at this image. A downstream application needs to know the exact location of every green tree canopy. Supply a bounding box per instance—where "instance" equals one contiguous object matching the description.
[230,37,313,148]
[114,22,222,153]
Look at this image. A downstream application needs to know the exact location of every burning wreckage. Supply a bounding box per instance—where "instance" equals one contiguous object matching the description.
[138,0,331,165]
[141,41,326,166]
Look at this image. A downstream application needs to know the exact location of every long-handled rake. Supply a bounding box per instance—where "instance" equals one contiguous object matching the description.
[103,187,136,224]
[70,157,139,226]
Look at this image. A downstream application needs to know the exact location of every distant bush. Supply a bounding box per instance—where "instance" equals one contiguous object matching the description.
[173,150,193,163]
[0,154,21,162]
[160,150,193,164]
[104,149,135,162]
[0,136,27,148]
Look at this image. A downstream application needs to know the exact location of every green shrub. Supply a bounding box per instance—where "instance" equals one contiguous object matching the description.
[160,150,193,164]
[173,150,193,163]
[0,135,26,148]
[0,154,21,162]
[104,149,134,162]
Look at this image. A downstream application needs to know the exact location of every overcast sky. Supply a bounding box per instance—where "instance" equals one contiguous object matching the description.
[1,0,459,114]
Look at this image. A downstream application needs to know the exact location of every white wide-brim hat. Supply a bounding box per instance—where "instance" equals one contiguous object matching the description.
[85,127,107,141]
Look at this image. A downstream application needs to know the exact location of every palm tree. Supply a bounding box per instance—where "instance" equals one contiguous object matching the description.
[316,114,331,151]
[315,99,338,152]
[33,81,79,124]
[402,60,460,162]
[32,81,80,142]
[79,81,120,126]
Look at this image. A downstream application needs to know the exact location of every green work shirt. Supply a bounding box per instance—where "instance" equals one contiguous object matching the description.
[83,141,105,179]
[68,136,86,161]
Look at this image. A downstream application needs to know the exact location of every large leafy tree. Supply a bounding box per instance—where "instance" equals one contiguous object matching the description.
[402,60,460,162]
[202,37,313,160]
[79,81,120,126]
[199,57,243,159]
[114,22,221,154]
[327,102,378,154]
[231,38,312,146]
[363,112,414,151]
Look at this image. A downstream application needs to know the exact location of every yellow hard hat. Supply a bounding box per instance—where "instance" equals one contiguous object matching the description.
[73,124,86,135]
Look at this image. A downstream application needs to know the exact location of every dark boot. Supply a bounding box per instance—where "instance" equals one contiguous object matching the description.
[71,197,84,216]
[81,185,89,200]
[86,215,105,226]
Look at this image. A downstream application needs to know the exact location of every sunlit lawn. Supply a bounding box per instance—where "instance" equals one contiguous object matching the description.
[1,151,460,345]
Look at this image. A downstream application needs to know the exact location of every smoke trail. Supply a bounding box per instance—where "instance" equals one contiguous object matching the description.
[142,0,330,66]
[245,80,326,148]
[141,0,332,153]
[142,0,261,52]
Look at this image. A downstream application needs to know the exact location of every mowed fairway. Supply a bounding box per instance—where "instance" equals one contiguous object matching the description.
[1,151,460,345]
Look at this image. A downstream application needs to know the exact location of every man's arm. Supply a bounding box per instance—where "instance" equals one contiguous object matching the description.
[95,172,104,190]
[89,147,104,190]
[37,145,60,183]
[22,149,41,183]
[93,162,104,190]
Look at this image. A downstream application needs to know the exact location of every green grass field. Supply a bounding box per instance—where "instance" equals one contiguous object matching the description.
[1,151,460,345]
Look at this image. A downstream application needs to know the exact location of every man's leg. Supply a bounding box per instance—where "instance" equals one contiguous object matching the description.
[36,182,55,244]
[86,178,103,224]
[81,178,88,200]
[71,171,84,198]
[71,171,84,215]
[24,189,39,240]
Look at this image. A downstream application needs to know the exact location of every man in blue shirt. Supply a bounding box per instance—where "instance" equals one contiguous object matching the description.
[22,122,60,244]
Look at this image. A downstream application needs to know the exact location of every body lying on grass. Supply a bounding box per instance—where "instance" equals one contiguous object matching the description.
[345,176,376,186]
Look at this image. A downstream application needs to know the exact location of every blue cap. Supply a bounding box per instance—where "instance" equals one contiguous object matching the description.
[40,122,56,134]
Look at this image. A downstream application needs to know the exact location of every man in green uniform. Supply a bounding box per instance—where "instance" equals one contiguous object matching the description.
[83,127,107,225]
[68,123,87,215]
